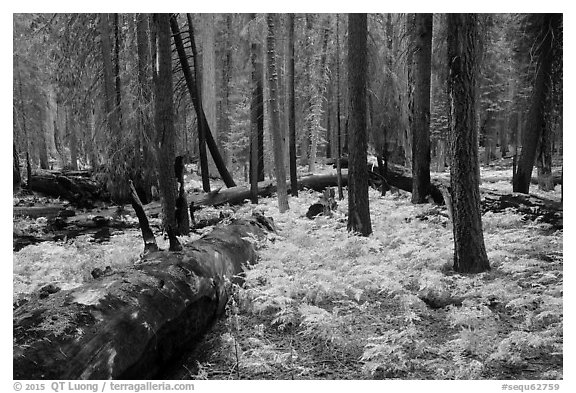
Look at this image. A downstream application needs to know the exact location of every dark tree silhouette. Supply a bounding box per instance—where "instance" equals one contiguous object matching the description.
[513,14,562,194]
[411,13,433,203]
[287,13,298,197]
[153,13,181,251]
[447,13,490,273]
[347,13,372,236]
[249,13,264,203]
[266,13,289,213]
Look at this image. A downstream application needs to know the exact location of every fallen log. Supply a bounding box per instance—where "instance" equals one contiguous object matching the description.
[13,214,274,379]
[27,170,109,208]
[482,191,562,230]
[189,166,445,209]
[189,182,276,209]
[13,210,142,252]
[13,205,75,219]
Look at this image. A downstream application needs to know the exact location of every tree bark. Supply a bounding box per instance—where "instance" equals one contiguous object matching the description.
[411,14,433,204]
[135,13,156,204]
[347,13,372,236]
[447,13,490,274]
[287,13,298,197]
[99,14,120,141]
[114,13,123,132]
[248,13,264,202]
[404,14,416,168]
[153,13,181,252]
[220,14,233,168]
[335,15,344,200]
[201,14,218,176]
[266,14,289,213]
[513,14,561,194]
[13,216,273,380]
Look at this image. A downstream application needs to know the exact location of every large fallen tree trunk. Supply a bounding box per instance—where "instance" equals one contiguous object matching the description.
[189,165,445,209]
[13,214,274,379]
[27,170,109,208]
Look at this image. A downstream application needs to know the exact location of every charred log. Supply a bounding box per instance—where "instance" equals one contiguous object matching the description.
[27,170,109,208]
[13,215,274,380]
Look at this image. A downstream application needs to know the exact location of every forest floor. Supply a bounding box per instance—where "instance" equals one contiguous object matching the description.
[13,161,563,380]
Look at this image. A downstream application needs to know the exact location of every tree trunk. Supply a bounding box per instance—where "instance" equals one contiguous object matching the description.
[513,14,561,194]
[299,15,313,167]
[69,121,78,170]
[287,13,298,197]
[404,14,416,168]
[411,13,433,204]
[447,13,490,274]
[171,15,211,192]
[308,18,330,174]
[153,13,181,252]
[248,13,264,202]
[14,142,21,190]
[38,127,49,170]
[135,13,155,204]
[347,13,372,236]
[13,216,273,380]
[15,58,31,170]
[220,14,233,168]
[171,14,236,189]
[335,15,344,200]
[99,14,120,140]
[537,87,554,191]
[114,13,123,132]
[266,14,289,213]
[201,14,218,176]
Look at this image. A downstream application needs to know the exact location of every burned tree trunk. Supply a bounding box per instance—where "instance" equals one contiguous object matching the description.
[13,215,274,380]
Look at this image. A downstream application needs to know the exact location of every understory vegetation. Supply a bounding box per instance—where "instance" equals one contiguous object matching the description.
[13,164,563,380]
